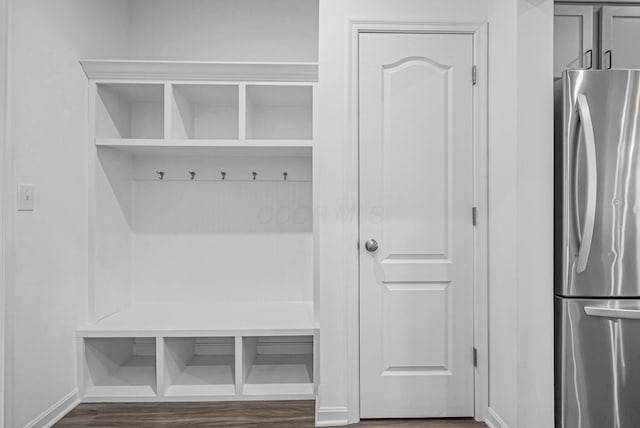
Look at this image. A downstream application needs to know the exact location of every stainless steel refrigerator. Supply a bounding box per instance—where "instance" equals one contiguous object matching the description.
[556,69,640,428]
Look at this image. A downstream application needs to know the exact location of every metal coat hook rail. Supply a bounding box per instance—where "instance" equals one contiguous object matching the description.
[140,170,305,182]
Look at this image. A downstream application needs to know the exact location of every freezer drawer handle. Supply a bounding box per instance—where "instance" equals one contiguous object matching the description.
[574,94,597,273]
[584,306,640,320]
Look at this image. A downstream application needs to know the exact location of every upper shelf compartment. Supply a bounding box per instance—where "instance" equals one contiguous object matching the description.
[246,85,313,140]
[96,83,164,139]
[82,60,317,146]
[172,84,239,140]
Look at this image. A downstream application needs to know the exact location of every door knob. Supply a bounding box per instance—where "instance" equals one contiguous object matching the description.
[364,239,379,253]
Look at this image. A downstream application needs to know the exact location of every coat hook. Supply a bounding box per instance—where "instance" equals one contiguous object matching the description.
[252,172,257,181]
[283,172,288,181]
[156,171,165,180]
[189,171,196,180]
[221,171,226,181]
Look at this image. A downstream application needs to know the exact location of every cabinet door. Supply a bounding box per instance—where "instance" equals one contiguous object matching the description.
[601,7,640,69]
[554,5,594,78]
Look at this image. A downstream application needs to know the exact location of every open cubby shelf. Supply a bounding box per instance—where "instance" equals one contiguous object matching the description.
[243,336,314,396]
[245,85,313,140]
[96,83,165,139]
[83,337,157,399]
[80,333,316,401]
[171,84,239,140]
[164,337,236,397]
[90,64,315,146]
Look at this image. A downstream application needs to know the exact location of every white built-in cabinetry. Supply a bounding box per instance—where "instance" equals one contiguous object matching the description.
[601,7,640,69]
[554,5,594,78]
[77,60,318,402]
[554,4,640,76]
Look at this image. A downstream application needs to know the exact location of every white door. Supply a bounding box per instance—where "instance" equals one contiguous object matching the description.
[601,7,640,69]
[554,5,594,77]
[359,32,475,418]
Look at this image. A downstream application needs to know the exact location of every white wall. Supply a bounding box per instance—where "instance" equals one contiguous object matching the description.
[487,2,555,426]
[487,0,519,425]
[516,1,555,427]
[0,0,7,426]
[127,0,318,62]
[5,1,129,426]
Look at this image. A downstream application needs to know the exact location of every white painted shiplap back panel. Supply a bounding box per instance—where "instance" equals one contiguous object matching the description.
[131,176,313,303]
[133,181,312,233]
[132,155,312,182]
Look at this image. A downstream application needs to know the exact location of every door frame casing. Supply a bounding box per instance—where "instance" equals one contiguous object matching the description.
[345,20,489,423]
[0,0,9,426]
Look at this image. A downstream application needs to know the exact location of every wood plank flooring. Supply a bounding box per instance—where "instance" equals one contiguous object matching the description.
[54,401,488,427]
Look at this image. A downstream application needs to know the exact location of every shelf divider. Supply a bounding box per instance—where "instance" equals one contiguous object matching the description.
[239,84,247,140]
[164,83,171,139]
[235,334,245,396]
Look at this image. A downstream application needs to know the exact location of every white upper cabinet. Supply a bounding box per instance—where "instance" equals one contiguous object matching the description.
[554,5,594,78]
[601,7,640,69]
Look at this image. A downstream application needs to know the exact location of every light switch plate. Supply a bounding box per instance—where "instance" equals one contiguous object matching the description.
[17,184,34,211]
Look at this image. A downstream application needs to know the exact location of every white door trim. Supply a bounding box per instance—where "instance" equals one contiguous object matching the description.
[345,20,488,424]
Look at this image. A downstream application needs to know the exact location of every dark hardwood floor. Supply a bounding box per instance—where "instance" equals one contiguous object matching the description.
[54,401,488,427]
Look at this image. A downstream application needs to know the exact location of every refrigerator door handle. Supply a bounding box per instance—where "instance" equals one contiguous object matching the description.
[585,306,640,320]
[575,94,598,273]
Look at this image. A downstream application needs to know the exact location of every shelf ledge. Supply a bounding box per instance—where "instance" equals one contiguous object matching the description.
[80,60,319,82]
[78,302,317,337]
[95,139,313,158]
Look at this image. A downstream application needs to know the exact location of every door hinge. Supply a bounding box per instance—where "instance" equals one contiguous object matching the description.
[472,207,477,226]
[472,65,477,86]
[473,347,478,367]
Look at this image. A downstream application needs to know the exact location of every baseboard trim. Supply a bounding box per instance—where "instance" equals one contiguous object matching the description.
[485,407,511,428]
[315,403,349,427]
[23,388,79,428]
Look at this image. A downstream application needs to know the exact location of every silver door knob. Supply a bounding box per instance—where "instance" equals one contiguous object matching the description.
[364,239,379,252]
